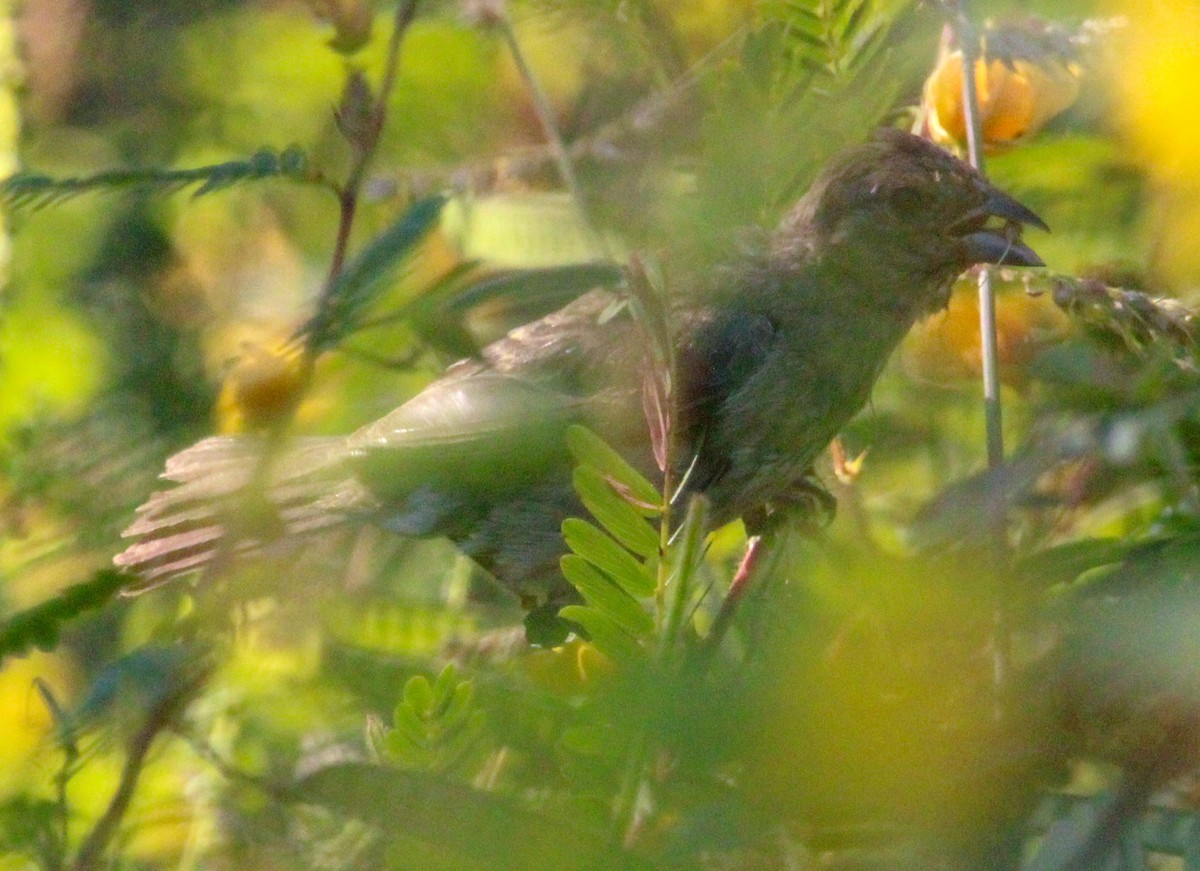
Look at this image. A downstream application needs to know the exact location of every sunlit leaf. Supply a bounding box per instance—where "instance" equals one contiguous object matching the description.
[561,518,655,598]
[565,425,661,513]
[560,555,653,637]
[558,606,643,665]
[572,466,659,558]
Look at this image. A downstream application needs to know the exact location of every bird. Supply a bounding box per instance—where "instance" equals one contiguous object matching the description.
[114,128,1046,609]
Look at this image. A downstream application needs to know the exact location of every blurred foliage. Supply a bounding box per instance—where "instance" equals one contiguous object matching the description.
[1,0,1200,870]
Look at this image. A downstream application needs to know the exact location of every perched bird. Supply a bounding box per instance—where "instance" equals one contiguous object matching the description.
[114,129,1046,606]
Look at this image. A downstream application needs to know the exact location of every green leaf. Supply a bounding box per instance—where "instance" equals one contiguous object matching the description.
[393,705,428,743]
[565,425,661,513]
[306,193,448,352]
[402,674,435,715]
[386,666,485,773]
[1017,538,1128,590]
[573,466,660,558]
[432,662,459,703]
[0,569,126,661]
[561,555,653,637]
[442,683,475,732]
[664,495,710,643]
[524,603,571,647]
[446,262,623,314]
[558,606,643,665]
[292,763,661,871]
[561,518,655,598]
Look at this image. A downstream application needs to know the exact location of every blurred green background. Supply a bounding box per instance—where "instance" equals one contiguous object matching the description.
[3,0,1200,869]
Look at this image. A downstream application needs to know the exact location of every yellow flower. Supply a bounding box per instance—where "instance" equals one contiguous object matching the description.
[922,18,1085,152]
[924,50,1081,152]
[215,337,307,433]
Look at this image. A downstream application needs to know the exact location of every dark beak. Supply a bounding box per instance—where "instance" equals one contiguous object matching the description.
[952,187,1048,268]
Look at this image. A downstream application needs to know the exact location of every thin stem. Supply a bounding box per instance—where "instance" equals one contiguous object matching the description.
[497,18,608,259]
[949,0,1010,713]
[69,729,156,871]
[656,473,673,633]
[310,0,421,361]
[629,0,688,82]
[377,0,420,127]
[661,496,707,658]
[957,15,1003,469]
[70,671,204,871]
[180,729,291,804]
[614,257,675,843]
[613,733,651,847]
[202,1,421,592]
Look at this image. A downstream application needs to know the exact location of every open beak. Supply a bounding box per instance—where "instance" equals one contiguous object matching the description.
[952,186,1048,268]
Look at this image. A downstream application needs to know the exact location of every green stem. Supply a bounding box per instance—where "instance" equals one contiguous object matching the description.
[613,729,651,846]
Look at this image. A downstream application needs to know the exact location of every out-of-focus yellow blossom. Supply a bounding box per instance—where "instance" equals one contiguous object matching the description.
[215,335,308,433]
[0,652,75,797]
[923,19,1082,153]
[903,276,1072,389]
[1116,3,1200,183]
[925,53,1080,151]
[523,639,614,695]
[1113,3,1200,289]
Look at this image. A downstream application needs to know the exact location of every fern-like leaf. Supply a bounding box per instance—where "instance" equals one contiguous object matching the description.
[0,569,125,661]
[1,146,315,210]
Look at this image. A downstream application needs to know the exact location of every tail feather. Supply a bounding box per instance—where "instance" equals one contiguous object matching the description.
[162,436,258,482]
[114,436,368,591]
[123,499,221,538]
[116,528,231,593]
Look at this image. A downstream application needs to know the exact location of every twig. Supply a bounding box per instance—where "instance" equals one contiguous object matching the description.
[69,669,206,871]
[179,728,292,804]
[312,0,421,346]
[701,535,764,658]
[388,28,724,200]
[945,0,1011,714]
[495,16,608,259]
[34,679,75,871]
[690,523,788,671]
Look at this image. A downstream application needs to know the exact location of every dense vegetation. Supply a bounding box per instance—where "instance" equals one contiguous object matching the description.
[1,1,1199,869]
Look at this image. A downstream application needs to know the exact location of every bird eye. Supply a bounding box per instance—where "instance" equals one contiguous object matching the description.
[888,186,926,213]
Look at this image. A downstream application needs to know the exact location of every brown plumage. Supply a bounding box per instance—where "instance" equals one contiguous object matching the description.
[115,129,1046,601]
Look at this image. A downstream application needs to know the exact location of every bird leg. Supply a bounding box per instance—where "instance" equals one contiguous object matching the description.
[745,472,837,537]
[695,475,835,666]
[693,533,768,669]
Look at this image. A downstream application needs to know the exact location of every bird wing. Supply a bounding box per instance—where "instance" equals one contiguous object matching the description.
[676,307,779,498]
[344,289,640,506]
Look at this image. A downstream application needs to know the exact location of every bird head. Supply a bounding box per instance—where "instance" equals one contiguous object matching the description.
[775,128,1047,317]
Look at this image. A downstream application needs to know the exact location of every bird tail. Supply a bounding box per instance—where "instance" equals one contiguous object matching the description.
[114,436,371,593]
